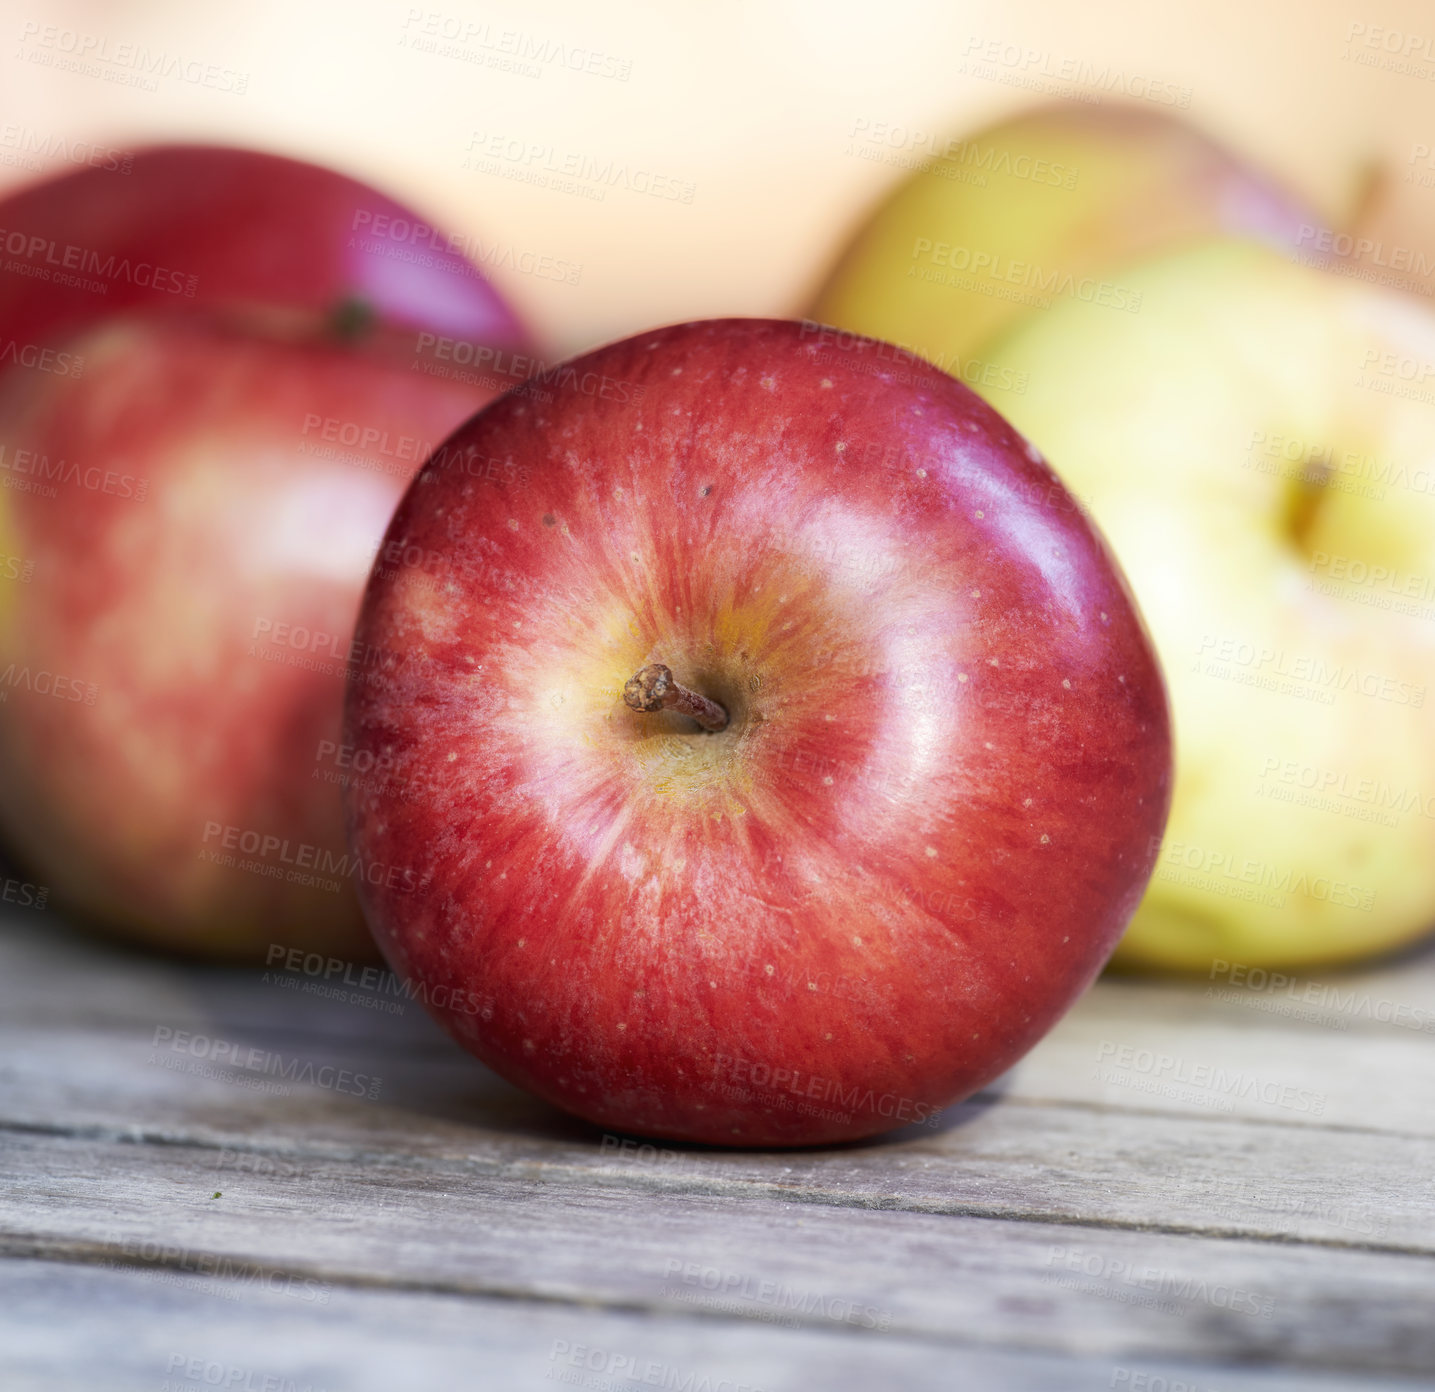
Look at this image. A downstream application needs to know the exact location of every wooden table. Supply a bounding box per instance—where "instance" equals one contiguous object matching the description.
[3,903,1434,1391]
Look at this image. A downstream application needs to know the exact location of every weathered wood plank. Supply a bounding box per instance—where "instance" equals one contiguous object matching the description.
[4,1258,1408,1392]
[4,1130,1435,1376]
[2,1019,1431,1253]
[2,908,1434,1253]
[6,907,1435,1383]
[1006,984,1435,1135]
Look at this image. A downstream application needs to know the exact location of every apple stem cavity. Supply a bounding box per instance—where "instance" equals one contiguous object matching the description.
[623,663,729,732]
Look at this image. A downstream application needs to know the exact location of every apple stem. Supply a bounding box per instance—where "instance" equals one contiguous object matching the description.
[623,663,729,732]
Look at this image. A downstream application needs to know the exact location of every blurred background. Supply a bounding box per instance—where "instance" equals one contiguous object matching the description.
[4,0,1433,354]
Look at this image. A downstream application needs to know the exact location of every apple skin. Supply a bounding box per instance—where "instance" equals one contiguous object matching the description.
[0,144,528,355]
[811,102,1326,374]
[978,239,1435,972]
[0,312,494,959]
[344,318,1172,1146]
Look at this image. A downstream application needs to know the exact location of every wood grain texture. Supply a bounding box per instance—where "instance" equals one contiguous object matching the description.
[3,1021,1432,1252]
[3,908,1435,1389]
[7,1259,1418,1392]
[8,1125,1435,1373]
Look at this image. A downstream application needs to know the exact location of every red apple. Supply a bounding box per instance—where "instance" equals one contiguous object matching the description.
[344,319,1171,1146]
[0,311,499,958]
[0,145,527,357]
[0,148,532,959]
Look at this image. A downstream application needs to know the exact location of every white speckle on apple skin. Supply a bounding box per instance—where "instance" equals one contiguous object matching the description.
[618,842,647,882]
[925,846,938,858]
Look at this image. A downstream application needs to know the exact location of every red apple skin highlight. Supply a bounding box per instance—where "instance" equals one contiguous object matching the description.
[345,319,1172,1146]
[0,313,494,958]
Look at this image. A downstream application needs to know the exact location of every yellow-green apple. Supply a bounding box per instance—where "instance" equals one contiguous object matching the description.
[979,239,1435,972]
[0,149,530,960]
[811,103,1326,379]
[343,318,1171,1146]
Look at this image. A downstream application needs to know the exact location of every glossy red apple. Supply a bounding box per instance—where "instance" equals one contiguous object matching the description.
[0,144,527,356]
[345,319,1171,1146]
[0,309,501,958]
[0,146,529,959]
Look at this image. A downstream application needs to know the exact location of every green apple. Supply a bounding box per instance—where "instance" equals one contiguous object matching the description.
[812,103,1325,378]
[979,239,1435,972]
